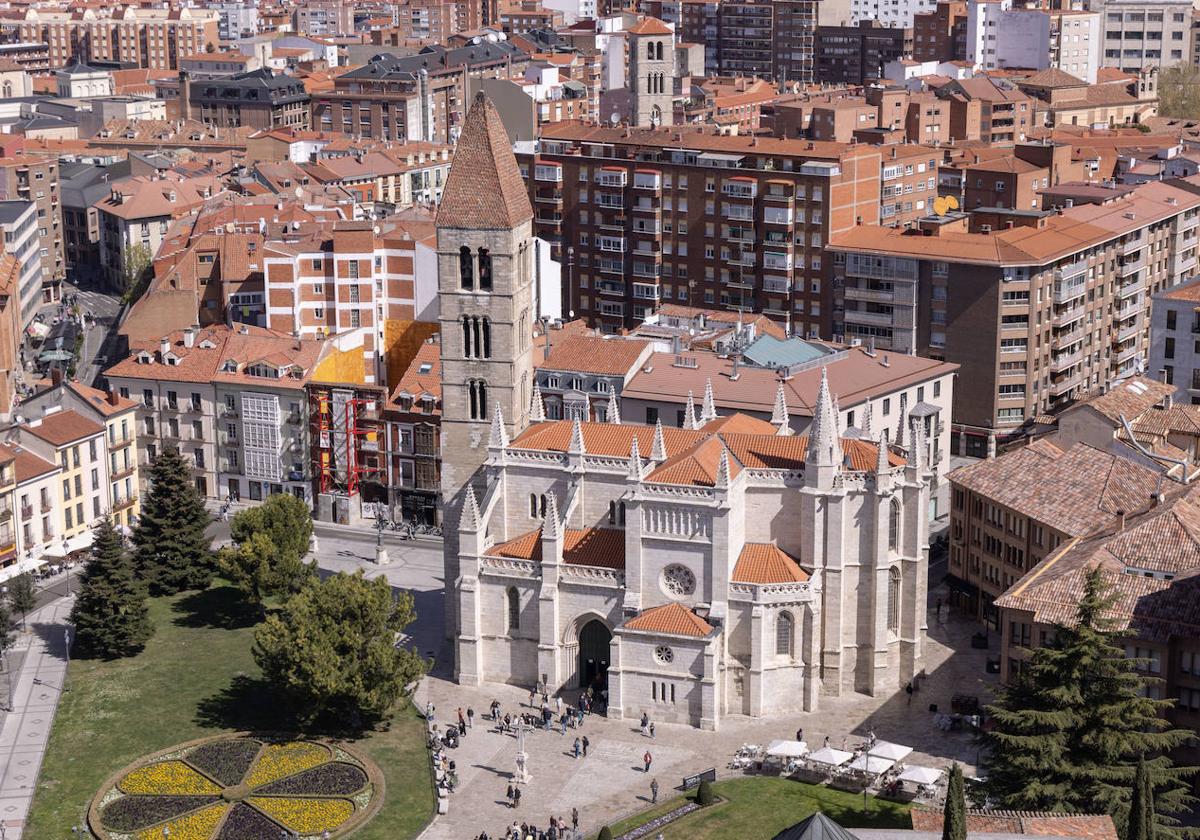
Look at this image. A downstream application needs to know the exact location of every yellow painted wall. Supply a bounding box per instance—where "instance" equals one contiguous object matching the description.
[382,320,439,392]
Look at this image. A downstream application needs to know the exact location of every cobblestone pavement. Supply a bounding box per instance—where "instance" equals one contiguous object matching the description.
[416,594,997,840]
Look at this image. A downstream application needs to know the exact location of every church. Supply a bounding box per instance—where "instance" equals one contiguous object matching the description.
[437,93,932,730]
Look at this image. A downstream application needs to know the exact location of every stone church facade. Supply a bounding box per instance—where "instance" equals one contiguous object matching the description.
[438,93,931,730]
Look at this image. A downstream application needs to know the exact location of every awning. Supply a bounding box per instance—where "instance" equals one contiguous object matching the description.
[766,740,808,758]
[41,531,94,558]
[848,753,895,775]
[26,322,49,339]
[868,741,912,762]
[806,747,852,767]
[898,765,944,785]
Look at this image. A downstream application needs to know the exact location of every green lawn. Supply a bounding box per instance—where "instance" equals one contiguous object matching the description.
[599,777,914,840]
[25,583,434,839]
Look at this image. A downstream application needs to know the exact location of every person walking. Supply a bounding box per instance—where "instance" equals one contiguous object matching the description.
[649,721,655,739]
[560,714,568,735]
[458,708,467,730]
[529,687,537,708]
[572,807,579,833]
[640,712,649,737]
[468,707,475,728]
[581,735,590,757]
[573,737,581,758]
[905,681,914,705]
[426,701,436,722]
[643,750,653,773]
[555,695,563,714]
[650,777,659,804]
[513,786,522,809]
[507,783,515,808]
[796,727,804,742]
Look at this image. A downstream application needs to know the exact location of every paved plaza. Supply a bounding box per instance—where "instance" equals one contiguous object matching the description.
[416,592,997,840]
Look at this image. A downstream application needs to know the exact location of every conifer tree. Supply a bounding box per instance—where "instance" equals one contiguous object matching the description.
[982,567,1196,836]
[1127,758,1154,840]
[6,573,35,630]
[132,448,213,594]
[70,517,153,658]
[943,764,966,840]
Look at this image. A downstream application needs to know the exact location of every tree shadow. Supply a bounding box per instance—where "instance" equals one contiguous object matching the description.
[194,673,382,740]
[172,585,259,630]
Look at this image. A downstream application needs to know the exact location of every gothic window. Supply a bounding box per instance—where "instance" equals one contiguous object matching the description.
[609,500,617,524]
[478,247,492,290]
[468,380,488,420]
[530,493,538,517]
[539,494,547,517]
[776,610,794,657]
[646,40,655,59]
[459,245,473,289]
[507,586,520,633]
[887,567,901,632]
[461,315,473,358]
[619,501,626,525]
[2,82,10,98]
[656,41,664,60]
[482,317,491,358]
[889,497,901,551]
[662,564,696,598]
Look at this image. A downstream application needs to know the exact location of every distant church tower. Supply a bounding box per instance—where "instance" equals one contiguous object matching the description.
[436,91,537,646]
[627,17,675,128]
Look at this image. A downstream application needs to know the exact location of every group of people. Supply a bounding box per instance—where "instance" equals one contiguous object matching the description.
[475,810,581,840]
[424,702,460,797]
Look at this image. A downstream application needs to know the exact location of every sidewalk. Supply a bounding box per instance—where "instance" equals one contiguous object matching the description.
[0,596,74,839]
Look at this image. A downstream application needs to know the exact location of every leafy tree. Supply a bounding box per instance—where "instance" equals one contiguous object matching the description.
[1127,758,1154,840]
[230,493,313,574]
[981,567,1196,836]
[6,573,36,630]
[69,517,153,659]
[943,764,966,840]
[1157,65,1200,120]
[118,243,153,304]
[132,448,214,594]
[253,572,426,727]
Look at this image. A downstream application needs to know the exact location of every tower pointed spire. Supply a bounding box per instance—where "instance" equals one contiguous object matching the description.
[771,379,790,434]
[606,389,621,424]
[568,417,586,455]
[908,416,927,471]
[529,379,546,422]
[862,399,873,438]
[628,434,644,481]
[489,405,508,449]
[684,390,698,430]
[651,419,667,461]
[461,485,481,531]
[543,491,561,540]
[876,429,890,475]
[805,367,843,468]
[895,393,908,449]
[716,443,732,489]
[436,92,532,229]
[832,391,841,438]
[701,378,717,423]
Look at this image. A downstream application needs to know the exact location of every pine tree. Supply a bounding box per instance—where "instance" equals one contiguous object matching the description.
[70,517,153,658]
[132,448,213,594]
[982,567,1196,836]
[221,494,314,612]
[943,764,966,840]
[6,573,35,630]
[1127,759,1154,840]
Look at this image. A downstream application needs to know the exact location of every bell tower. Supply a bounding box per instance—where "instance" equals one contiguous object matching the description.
[437,91,536,644]
[627,17,676,128]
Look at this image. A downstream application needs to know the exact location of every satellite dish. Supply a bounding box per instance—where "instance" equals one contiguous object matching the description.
[609,112,620,126]
[294,185,303,198]
[373,225,381,235]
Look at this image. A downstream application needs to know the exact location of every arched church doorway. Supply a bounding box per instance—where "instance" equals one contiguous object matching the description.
[578,620,612,691]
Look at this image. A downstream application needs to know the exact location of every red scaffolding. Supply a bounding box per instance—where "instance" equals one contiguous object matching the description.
[310,386,383,497]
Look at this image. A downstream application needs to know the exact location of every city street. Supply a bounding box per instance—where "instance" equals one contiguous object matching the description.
[19,278,122,394]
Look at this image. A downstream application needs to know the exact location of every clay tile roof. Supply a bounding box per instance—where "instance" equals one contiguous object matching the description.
[1071,375,1173,423]
[732,543,810,584]
[626,16,673,35]
[486,526,626,569]
[435,92,533,229]
[540,334,651,376]
[911,809,1117,840]
[646,435,740,486]
[1019,67,1086,88]
[24,409,104,445]
[623,601,713,637]
[0,443,58,483]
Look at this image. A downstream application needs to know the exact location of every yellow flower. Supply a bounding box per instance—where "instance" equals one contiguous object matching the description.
[120,761,221,795]
[134,803,227,840]
[248,796,354,834]
[244,742,331,789]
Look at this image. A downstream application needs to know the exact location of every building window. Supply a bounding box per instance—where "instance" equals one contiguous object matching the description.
[776,610,794,657]
[889,498,901,550]
[478,248,492,291]
[888,567,901,631]
[462,316,491,359]
[506,586,520,633]
[459,246,473,289]
[468,380,488,420]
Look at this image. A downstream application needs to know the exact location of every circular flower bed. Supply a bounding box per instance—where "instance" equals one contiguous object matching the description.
[88,735,383,839]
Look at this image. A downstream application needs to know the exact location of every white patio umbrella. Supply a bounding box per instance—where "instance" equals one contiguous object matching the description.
[898,765,944,785]
[870,741,913,763]
[766,740,808,758]
[848,753,895,775]
[806,747,853,767]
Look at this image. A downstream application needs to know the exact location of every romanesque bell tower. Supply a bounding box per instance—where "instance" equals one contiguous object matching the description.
[627,17,676,128]
[436,92,536,646]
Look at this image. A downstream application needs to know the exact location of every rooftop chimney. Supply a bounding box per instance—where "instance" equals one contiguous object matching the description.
[159,337,170,359]
[183,325,197,348]
[107,388,119,406]
[1117,509,1127,531]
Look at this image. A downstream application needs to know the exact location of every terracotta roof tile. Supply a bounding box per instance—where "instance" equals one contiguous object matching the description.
[732,543,810,584]
[0,442,58,484]
[486,526,625,569]
[623,601,713,637]
[646,435,739,486]
[540,334,651,376]
[1071,375,1174,422]
[626,16,673,34]
[435,92,533,229]
[23,410,104,446]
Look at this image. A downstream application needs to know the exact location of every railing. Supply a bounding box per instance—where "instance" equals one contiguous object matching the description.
[113,494,139,510]
[20,505,31,520]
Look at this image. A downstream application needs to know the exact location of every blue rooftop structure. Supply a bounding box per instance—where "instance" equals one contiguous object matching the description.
[742,334,835,369]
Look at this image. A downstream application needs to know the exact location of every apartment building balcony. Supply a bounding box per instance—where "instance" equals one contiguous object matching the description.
[631,221,662,235]
[762,208,793,225]
[844,308,895,327]
[725,275,754,289]
[1122,236,1143,255]
[722,179,757,199]
[764,184,794,202]
[597,215,628,232]
[723,206,754,222]
[632,282,662,301]
[596,257,624,275]
[596,168,628,188]
[534,163,563,182]
[1052,325,1085,350]
[220,406,239,418]
[1118,278,1145,299]
[763,277,791,294]
[41,499,52,514]
[0,471,13,490]
[1053,276,1087,304]
[0,502,11,523]
[1120,254,1146,276]
[1115,321,1141,344]
[763,253,793,273]
[20,504,31,520]
[632,262,661,279]
[111,463,137,481]
[535,214,562,228]
[633,171,662,191]
[1050,373,1081,397]
[535,189,563,204]
[1052,306,1085,329]
[113,493,139,511]
[1050,348,1083,372]
[632,197,661,214]
[595,280,625,296]
[1115,342,1141,365]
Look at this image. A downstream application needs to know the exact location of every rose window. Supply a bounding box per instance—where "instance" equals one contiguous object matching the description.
[655,645,674,664]
[662,564,696,597]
